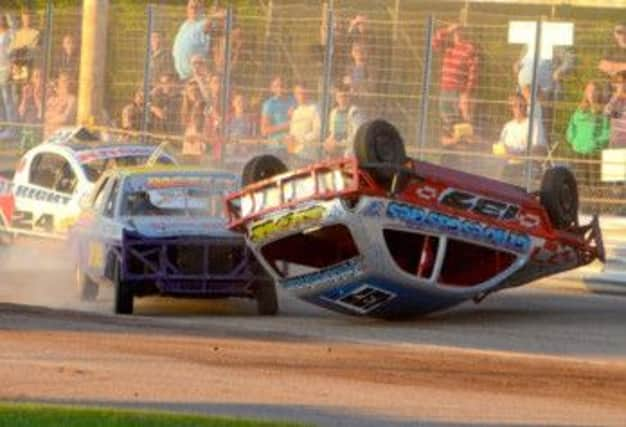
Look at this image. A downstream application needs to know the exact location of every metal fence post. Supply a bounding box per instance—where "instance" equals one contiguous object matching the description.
[39,1,53,137]
[319,5,334,160]
[417,15,434,160]
[220,6,234,160]
[525,18,542,191]
[141,4,155,141]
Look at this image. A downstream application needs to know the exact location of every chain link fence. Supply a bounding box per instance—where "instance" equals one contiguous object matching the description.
[1,1,626,213]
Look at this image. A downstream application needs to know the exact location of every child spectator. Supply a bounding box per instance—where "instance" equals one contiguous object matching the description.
[432,23,477,130]
[285,81,321,162]
[226,92,255,140]
[56,34,79,82]
[566,81,611,185]
[260,76,295,145]
[604,70,626,148]
[18,66,42,123]
[323,83,364,157]
[343,42,376,104]
[180,80,207,162]
[44,72,76,137]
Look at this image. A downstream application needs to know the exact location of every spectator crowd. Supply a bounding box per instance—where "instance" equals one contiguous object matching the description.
[1,2,626,184]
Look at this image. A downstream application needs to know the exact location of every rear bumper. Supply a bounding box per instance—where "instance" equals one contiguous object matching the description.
[121,230,259,296]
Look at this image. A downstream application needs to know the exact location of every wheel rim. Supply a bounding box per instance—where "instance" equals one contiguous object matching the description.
[374,133,396,162]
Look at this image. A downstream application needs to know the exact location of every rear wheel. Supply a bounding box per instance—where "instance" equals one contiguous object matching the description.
[76,264,98,301]
[255,278,278,316]
[241,155,288,186]
[540,166,578,230]
[354,119,408,190]
[113,260,133,315]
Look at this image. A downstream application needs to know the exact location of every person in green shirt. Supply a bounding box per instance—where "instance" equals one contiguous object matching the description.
[566,80,611,185]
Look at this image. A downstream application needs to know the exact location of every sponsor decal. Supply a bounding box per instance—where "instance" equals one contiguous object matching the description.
[282,258,363,290]
[386,201,531,254]
[8,182,72,205]
[250,205,327,242]
[416,185,438,201]
[360,200,385,217]
[531,242,577,265]
[439,188,519,220]
[145,175,235,190]
[321,283,396,314]
[77,146,155,164]
[518,212,541,228]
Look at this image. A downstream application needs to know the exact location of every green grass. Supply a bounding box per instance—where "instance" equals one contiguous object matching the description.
[0,402,309,427]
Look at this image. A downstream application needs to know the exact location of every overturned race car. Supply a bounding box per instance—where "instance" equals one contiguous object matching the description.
[70,166,277,315]
[225,120,605,318]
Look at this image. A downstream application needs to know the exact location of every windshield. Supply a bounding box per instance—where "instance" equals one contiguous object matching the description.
[82,155,174,182]
[121,173,238,218]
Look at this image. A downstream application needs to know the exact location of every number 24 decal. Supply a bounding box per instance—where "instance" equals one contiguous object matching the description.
[12,210,54,232]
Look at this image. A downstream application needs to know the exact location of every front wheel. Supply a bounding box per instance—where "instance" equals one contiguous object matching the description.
[255,278,278,316]
[113,260,133,315]
[76,264,98,302]
[540,166,578,230]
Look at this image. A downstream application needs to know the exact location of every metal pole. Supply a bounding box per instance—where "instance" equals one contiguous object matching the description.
[141,4,154,142]
[40,1,53,134]
[220,6,233,159]
[524,18,542,191]
[417,15,434,160]
[319,5,334,160]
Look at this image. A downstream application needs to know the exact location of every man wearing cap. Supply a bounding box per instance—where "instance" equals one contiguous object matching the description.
[599,23,626,77]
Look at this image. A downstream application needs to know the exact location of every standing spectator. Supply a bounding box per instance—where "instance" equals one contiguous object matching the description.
[149,72,181,134]
[18,66,43,123]
[56,34,79,82]
[149,31,174,86]
[210,5,242,75]
[189,53,210,101]
[343,42,376,101]
[203,73,224,160]
[346,14,374,63]
[432,23,478,130]
[604,71,626,148]
[598,23,626,78]
[0,14,15,139]
[566,81,610,184]
[44,72,76,137]
[172,0,225,81]
[285,81,321,162]
[260,76,295,145]
[9,9,40,98]
[323,83,364,157]
[226,92,255,140]
[181,81,207,162]
[120,87,144,132]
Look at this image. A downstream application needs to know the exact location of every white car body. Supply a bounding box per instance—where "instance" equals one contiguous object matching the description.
[0,127,175,238]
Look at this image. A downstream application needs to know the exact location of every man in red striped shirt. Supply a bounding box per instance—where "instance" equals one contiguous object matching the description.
[432,23,478,132]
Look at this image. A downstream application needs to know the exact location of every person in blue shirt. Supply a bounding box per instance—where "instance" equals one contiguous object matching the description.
[260,76,296,144]
[172,0,221,80]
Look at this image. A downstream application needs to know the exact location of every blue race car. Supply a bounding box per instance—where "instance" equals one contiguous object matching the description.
[70,166,277,315]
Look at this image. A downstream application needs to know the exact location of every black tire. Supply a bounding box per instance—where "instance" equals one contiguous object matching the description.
[76,264,98,302]
[255,278,278,316]
[354,119,407,189]
[540,166,579,230]
[113,260,134,315]
[241,155,288,186]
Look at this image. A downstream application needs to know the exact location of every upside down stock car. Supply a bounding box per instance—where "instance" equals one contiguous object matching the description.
[70,166,276,315]
[225,120,605,318]
[0,127,175,241]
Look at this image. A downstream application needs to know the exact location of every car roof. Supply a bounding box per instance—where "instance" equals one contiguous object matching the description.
[104,165,237,179]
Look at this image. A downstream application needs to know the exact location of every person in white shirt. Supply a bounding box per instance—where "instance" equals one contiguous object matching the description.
[285,81,321,162]
[324,83,365,157]
[493,94,546,185]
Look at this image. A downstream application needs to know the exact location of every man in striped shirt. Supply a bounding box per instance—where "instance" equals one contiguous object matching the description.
[432,23,478,132]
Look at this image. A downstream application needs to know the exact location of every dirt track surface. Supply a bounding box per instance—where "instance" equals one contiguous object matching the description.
[2,238,626,426]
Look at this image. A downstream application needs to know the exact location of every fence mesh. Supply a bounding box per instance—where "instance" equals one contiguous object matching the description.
[1,1,626,213]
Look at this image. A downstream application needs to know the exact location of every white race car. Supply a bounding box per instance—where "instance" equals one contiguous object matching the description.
[0,127,175,239]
